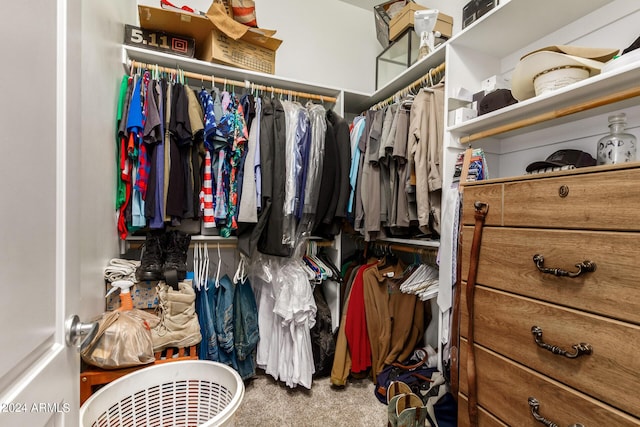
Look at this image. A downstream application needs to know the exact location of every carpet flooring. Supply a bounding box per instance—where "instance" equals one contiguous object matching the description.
[234,370,388,426]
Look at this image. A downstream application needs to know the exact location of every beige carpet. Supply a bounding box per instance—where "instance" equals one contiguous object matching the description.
[234,370,388,426]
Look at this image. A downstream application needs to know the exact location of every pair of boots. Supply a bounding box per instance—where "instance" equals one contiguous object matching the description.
[387,373,448,427]
[136,230,191,284]
[151,281,202,352]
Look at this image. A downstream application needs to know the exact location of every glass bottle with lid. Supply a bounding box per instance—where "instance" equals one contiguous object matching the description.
[597,113,636,165]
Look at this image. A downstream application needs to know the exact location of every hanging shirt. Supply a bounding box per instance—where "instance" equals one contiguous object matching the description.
[127,75,145,232]
[254,98,262,211]
[295,107,312,221]
[220,98,248,237]
[199,88,217,152]
[408,86,445,235]
[134,71,151,200]
[143,76,162,225]
[148,79,166,229]
[186,86,205,219]
[344,263,377,373]
[348,116,365,217]
[200,150,216,228]
[115,75,130,211]
[326,110,352,220]
[282,100,303,246]
[166,83,190,219]
[378,104,397,225]
[301,103,326,233]
[237,97,259,224]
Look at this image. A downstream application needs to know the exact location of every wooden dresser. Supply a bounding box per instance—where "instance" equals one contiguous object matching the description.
[456,163,640,426]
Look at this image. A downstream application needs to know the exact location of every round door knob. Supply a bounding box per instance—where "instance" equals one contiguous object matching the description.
[65,315,98,351]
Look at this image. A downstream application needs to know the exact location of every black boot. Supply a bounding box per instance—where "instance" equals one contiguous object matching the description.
[136,232,165,282]
[163,230,191,282]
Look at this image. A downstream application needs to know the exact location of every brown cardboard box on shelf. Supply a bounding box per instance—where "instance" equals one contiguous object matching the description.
[137,3,282,74]
[389,3,453,42]
[374,0,412,48]
[106,281,159,311]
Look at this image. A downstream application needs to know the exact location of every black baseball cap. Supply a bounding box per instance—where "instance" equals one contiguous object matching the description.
[478,89,518,116]
[525,149,596,172]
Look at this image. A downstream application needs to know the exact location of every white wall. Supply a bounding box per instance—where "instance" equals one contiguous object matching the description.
[79,1,138,320]
[137,0,380,93]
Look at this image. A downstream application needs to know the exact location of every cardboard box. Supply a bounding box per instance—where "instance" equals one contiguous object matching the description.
[106,281,159,311]
[389,3,453,42]
[448,107,478,126]
[137,4,282,73]
[201,28,276,74]
[481,74,508,93]
[374,0,411,48]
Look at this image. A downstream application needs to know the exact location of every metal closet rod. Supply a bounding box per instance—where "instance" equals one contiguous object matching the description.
[386,243,437,256]
[371,61,446,111]
[459,85,640,144]
[130,59,337,103]
[364,240,438,256]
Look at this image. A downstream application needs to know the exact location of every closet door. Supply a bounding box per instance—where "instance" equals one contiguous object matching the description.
[0,0,82,425]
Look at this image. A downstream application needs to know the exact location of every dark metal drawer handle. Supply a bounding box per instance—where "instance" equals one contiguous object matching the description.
[533,254,596,278]
[531,326,592,359]
[528,397,584,427]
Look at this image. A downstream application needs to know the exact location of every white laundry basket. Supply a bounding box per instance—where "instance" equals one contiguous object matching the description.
[80,360,244,427]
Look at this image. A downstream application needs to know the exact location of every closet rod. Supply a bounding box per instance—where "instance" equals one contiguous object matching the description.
[313,241,335,248]
[130,59,338,103]
[371,61,446,111]
[127,241,238,250]
[388,243,437,256]
[367,241,437,256]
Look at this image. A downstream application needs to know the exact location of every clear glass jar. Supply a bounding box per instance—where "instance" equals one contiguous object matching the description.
[597,113,636,165]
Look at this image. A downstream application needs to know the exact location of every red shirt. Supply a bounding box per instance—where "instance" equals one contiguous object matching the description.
[344,263,376,373]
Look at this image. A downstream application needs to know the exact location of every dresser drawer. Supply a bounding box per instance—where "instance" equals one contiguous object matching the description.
[460,285,640,418]
[457,393,508,427]
[502,168,640,230]
[461,226,640,325]
[458,340,640,426]
[462,183,503,226]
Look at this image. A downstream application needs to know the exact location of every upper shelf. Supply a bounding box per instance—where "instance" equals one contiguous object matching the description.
[123,45,343,102]
[343,43,446,113]
[449,0,615,57]
[447,58,640,143]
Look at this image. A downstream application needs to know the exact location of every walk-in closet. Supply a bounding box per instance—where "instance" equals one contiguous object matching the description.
[2,0,640,426]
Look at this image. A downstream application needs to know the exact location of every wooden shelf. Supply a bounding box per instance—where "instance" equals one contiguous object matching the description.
[448,60,640,144]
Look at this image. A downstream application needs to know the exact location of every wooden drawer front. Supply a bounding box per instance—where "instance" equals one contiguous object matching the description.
[461,226,640,325]
[461,183,503,226]
[457,393,508,427]
[502,169,640,230]
[458,340,640,426]
[460,286,640,418]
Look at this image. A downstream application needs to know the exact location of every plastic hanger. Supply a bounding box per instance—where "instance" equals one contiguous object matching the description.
[233,253,248,284]
[214,242,222,288]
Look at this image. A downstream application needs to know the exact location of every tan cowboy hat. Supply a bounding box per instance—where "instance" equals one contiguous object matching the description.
[511,45,619,101]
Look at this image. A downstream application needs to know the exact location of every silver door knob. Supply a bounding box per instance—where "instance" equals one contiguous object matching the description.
[65,314,98,351]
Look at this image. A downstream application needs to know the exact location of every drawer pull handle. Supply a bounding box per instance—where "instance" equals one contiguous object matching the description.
[533,254,596,278]
[528,397,584,427]
[531,326,592,359]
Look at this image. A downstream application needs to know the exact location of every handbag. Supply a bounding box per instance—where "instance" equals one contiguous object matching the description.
[375,352,456,427]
